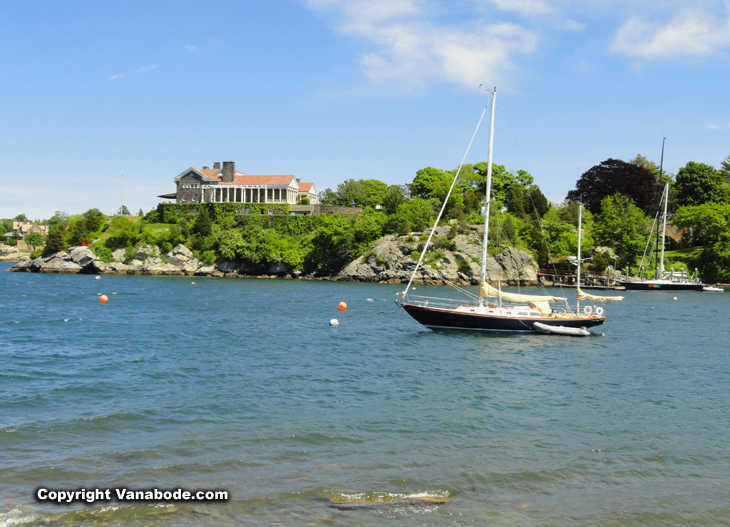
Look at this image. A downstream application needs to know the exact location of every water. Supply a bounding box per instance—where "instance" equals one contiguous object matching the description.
[2,262,729,526]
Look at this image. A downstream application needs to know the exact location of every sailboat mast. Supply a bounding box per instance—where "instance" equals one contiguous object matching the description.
[660,182,669,275]
[480,88,497,283]
[576,202,582,314]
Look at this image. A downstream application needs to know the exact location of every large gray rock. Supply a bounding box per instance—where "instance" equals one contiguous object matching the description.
[164,244,200,273]
[0,244,29,261]
[337,226,538,285]
[268,262,289,274]
[196,265,216,275]
[112,248,126,262]
[40,255,82,273]
[68,246,96,268]
[141,256,183,275]
[135,244,160,261]
[9,259,33,271]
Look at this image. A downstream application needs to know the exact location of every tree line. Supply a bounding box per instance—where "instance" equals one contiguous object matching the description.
[3,153,730,281]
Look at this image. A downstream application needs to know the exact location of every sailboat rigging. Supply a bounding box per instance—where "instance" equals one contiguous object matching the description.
[396,88,623,332]
[619,139,704,291]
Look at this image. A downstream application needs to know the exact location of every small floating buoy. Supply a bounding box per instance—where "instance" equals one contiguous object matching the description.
[329,319,340,326]
[191,281,196,284]
[100,295,109,303]
[673,296,677,300]
[338,301,347,311]
[367,298,374,302]
[95,276,100,280]
[63,319,69,322]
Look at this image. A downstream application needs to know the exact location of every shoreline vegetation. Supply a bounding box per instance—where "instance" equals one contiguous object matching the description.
[2,224,542,286]
[3,153,730,284]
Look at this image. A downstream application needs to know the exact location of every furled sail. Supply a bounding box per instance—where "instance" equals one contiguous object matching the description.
[576,288,624,302]
[479,281,565,303]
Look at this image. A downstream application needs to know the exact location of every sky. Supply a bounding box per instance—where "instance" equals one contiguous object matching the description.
[1,0,729,221]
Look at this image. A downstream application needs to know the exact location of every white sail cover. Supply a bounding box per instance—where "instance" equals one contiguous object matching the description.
[576,288,624,302]
[479,281,565,303]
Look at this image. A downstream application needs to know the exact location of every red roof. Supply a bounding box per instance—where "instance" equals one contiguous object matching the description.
[217,175,296,186]
[298,182,314,192]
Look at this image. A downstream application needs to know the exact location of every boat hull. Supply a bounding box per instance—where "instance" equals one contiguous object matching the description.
[401,304,605,332]
[619,281,703,291]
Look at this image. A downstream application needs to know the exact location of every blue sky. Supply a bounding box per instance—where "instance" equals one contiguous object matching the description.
[2,0,729,220]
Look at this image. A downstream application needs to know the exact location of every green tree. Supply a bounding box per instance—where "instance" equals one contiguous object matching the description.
[567,158,659,215]
[317,188,338,206]
[411,167,451,199]
[83,208,105,234]
[674,161,725,207]
[117,205,131,216]
[674,202,730,282]
[593,194,651,268]
[193,207,213,237]
[47,211,69,226]
[25,232,43,249]
[361,179,388,207]
[44,224,68,254]
[720,155,730,184]
[336,179,367,206]
[382,185,407,215]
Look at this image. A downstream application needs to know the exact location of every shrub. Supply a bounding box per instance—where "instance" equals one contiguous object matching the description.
[124,246,137,263]
[200,250,216,265]
[92,245,114,263]
[434,237,456,251]
[457,258,472,275]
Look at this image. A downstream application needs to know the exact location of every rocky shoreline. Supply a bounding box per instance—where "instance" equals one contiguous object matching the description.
[4,226,540,285]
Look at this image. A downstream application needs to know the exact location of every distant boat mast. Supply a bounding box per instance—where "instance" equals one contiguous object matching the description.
[121,149,125,216]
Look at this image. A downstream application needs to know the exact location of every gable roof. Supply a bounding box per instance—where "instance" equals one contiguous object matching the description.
[218,175,297,187]
[174,167,297,188]
[298,182,315,193]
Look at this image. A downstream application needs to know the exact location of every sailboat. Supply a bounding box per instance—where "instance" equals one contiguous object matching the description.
[618,181,703,292]
[397,88,622,332]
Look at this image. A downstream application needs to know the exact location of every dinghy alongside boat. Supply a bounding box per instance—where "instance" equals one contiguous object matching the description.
[533,322,590,337]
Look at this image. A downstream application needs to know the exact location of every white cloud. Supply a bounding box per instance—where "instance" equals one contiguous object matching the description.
[610,6,730,59]
[307,0,536,90]
[707,124,727,130]
[109,64,157,81]
[184,45,198,51]
[485,0,552,15]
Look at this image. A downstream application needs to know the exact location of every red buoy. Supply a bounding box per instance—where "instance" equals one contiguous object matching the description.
[338,301,347,311]
[100,295,109,303]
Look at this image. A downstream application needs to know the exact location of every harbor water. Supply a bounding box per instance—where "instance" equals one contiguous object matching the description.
[1,262,729,526]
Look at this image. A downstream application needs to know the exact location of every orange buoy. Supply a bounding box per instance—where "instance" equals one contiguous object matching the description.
[338,301,347,311]
[100,295,109,303]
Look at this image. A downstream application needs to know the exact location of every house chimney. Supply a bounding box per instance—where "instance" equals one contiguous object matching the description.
[222,161,235,182]
[296,178,300,183]
[202,166,209,170]
[213,162,221,170]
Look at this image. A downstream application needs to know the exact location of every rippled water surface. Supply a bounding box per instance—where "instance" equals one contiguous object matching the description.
[2,263,729,526]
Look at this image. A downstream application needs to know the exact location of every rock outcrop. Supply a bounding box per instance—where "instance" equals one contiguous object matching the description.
[337,225,538,285]
[6,227,538,285]
[0,244,30,262]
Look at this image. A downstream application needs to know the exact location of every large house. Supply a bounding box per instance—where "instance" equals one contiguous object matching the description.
[160,161,318,206]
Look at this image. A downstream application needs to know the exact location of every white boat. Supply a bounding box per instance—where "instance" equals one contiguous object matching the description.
[397,89,622,333]
[533,322,590,337]
[703,286,724,292]
[619,140,704,292]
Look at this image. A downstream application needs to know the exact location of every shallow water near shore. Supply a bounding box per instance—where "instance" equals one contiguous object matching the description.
[2,262,730,526]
